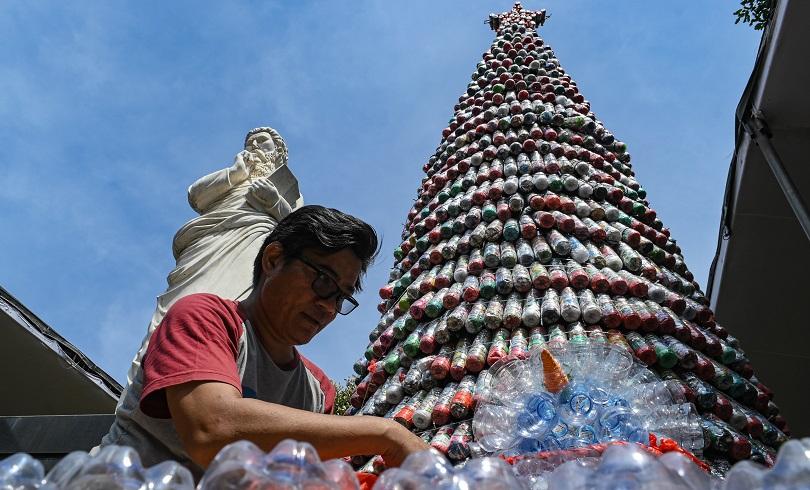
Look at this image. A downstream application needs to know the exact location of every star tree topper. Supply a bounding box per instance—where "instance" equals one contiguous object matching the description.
[488,2,548,32]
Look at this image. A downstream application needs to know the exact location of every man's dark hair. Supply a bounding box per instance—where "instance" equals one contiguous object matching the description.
[252,205,380,290]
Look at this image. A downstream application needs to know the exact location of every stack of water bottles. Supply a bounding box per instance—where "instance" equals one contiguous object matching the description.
[472,341,705,457]
[0,440,360,490]
[372,440,810,489]
[3,437,810,489]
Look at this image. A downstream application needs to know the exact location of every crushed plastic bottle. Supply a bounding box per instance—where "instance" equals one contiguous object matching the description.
[372,450,520,490]
[198,439,360,489]
[0,453,44,489]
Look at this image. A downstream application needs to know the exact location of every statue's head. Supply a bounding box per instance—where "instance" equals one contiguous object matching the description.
[244,126,289,178]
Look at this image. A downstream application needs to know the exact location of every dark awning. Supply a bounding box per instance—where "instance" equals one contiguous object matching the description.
[707,0,810,437]
[0,286,122,415]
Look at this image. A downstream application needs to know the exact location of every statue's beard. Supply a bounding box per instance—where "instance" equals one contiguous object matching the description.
[247,147,278,179]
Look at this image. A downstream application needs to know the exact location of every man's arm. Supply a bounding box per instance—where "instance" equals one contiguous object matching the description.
[167,380,429,469]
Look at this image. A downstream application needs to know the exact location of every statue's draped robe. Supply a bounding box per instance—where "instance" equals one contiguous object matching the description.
[123,168,297,385]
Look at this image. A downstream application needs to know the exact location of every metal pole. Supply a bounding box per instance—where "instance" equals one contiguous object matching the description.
[743,110,810,242]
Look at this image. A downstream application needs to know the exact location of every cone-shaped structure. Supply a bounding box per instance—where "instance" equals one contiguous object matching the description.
[540,349,568,394]
[348,2,787,470]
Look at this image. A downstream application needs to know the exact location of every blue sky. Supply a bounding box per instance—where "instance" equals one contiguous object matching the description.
[0,1,761,385]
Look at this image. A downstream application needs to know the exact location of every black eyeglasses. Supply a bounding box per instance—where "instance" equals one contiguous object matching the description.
[295,255,359,315]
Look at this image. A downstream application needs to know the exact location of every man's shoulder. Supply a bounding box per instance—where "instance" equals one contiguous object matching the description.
[168,293,243,319]
[163,293,246,337]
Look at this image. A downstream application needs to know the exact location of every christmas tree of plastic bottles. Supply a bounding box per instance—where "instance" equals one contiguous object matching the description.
[349,2,789,472]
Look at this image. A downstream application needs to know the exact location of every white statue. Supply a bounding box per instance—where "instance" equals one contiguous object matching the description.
[124,127,303,384]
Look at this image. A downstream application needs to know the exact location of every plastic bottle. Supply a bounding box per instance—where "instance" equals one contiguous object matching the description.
[546,229,571,256]
[503,293,523,329]
[465,328,490,373]
[618,270,647,297]
[144,461,196,490]
[65,445,146,490]
[485,220,505,242]
[394,391,425,428]
[629,298,656,331]
[419,320,439,355]
[476,271,495,300]
[625,331,656,365]
[585,265,610,293]
[454,256,470,283]
[547,324,568,348]
[484,298,504,329]
[432,382,459,426]
[565,260,590,289]
[646,301,675,334]
[568,236,590,263]
[483,242,501,269]
[599,244,624,272]
[461,275,480,303]
[451,375,477,419]
[522,289,542,327]
[495,267,514,295]
[465,300,486,334]
[509,327,529,359]
[661,335,697,369]
[501,241,518,268]
[677,369,718,412]
[516,238,535,265]
[196,441,265,490]
[487,328,510,366]
[560,287,582,323]
[607,329,633,355]
[410,292,435,321]
[614,297,641,330]
[472,404,519,453]
[529,261,551,290]
[549,259,569,290]
[703,415,752,461]
[413,387,443,429]
[528,326,548,354]
[446,304,469,333]
[566,322,589,346]
[532,235,553,263]
[430,344,454,381]
[644,334,677,369]
[433,315,452,346]
[0,453,45,490]
[584,242,607,269]
[541,288,561,324]
[447,421,474,462]
[41,451,91,488]
[449,336,469,381]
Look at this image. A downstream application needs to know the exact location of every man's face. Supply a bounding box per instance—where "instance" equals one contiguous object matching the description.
[259,247,362,345]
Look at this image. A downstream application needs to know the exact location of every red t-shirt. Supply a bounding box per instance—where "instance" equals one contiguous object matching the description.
[141,293,335,416]
[99,294,335,477]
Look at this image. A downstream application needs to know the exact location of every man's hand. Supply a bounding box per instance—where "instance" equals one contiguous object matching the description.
[378,420,431,467]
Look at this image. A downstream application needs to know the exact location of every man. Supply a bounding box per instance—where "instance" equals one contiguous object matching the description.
[100,205,429,478]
